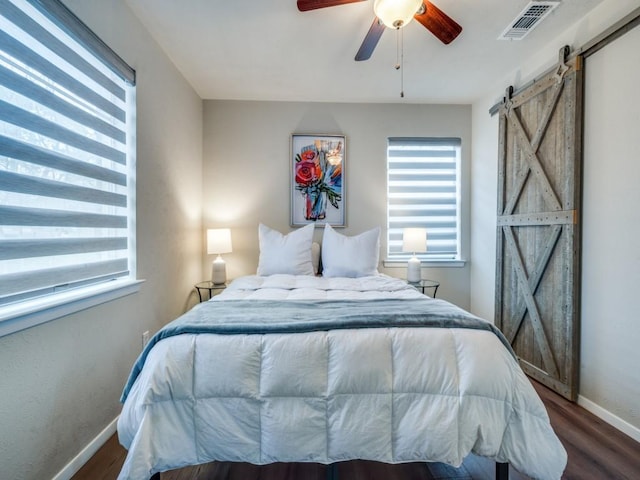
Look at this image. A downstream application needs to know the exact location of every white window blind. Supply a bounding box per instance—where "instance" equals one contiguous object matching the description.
[0,0,136,307]
[387,137,461,260]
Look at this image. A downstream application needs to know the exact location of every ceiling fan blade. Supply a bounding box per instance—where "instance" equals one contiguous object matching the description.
[414,0,462,45]
[355,18,385,61]
[297,0,366,12]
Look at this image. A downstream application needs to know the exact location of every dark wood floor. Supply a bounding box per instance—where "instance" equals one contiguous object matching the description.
[72,380,640,480]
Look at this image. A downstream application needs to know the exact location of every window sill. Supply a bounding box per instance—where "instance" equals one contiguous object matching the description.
[383,259,467,268]
[0,279,144,338]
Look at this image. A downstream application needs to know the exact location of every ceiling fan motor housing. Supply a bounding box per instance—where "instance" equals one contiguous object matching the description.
[374,0,423,29]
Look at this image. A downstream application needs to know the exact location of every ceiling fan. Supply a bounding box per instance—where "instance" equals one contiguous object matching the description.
[297,0,462,61]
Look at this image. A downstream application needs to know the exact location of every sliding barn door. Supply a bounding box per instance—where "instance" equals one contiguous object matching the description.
[495,47,583,401]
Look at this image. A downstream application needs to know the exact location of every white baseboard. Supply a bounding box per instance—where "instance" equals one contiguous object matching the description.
[578,395,640,443]
[51,416,119,480]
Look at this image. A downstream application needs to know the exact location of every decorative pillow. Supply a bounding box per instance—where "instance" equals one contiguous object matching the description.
[257,223,315,276]
[321,224,380,278]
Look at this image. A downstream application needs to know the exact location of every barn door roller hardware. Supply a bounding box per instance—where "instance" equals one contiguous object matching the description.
[554,45,570,83]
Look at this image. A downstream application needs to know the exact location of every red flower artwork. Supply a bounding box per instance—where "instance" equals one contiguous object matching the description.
[294,140,343,221]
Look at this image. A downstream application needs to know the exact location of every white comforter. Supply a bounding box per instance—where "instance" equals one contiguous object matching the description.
[117,274,566,480]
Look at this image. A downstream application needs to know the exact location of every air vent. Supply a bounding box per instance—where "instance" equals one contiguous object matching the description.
[498,1,560,40]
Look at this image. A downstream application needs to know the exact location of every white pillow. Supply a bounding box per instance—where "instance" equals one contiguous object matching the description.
[321,224,380,278]
[257,223,315,276]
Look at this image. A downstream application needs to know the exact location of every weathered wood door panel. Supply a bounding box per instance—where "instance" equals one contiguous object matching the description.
[495,47,582,401]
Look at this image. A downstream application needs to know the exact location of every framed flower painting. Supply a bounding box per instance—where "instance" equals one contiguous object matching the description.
[291,134,346,227]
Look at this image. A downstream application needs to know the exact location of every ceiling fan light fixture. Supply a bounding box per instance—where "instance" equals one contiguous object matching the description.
[374,0,423,29]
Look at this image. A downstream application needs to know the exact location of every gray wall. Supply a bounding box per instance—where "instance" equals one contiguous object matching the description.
[0,1,203,478]
[202,101,472,309]
[470,0,640,439]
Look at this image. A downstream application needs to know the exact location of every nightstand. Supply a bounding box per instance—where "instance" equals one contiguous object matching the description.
[408,279,440,298]
[195,281,227,302]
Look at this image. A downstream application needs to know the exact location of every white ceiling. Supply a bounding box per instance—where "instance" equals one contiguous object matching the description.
[124,0,604,104]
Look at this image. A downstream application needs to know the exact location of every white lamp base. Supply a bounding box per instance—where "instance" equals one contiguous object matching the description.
[211,255,227,285]
[407,255,422,283]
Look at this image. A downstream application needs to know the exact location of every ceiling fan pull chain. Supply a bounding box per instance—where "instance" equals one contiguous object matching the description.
[395,27,405,98]
[401,27,405,97]
[395,27,401,70]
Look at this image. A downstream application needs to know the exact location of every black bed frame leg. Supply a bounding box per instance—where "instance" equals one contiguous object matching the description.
[496,462,509,480]
[326,463,338,480]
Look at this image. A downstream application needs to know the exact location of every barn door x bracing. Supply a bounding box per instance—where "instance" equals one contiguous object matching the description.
[495,47,582,401]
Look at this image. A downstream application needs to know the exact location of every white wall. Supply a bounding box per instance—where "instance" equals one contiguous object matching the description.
[0,1,203,478]
[470,0,640,439]
[469,98,499,321]
[580,24,640,436]
[202,101,472,309]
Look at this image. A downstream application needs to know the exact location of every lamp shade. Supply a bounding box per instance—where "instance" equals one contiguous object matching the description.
[207,228,232,255]
[374,0,422,29]
[402,228,427,253]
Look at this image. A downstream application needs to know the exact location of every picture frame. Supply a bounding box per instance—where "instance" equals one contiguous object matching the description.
[291,134,346,227]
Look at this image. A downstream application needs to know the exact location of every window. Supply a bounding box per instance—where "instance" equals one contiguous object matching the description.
[386,137,461,261]
[0,1,136,313]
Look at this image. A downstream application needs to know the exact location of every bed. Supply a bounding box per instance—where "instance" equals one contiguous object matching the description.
[116,224,567,480]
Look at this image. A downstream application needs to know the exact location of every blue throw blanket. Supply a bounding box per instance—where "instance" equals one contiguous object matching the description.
[121,298,514,402]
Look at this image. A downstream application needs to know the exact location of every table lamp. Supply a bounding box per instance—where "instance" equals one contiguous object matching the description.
[207,228,232,285]
[402,228,427,283]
